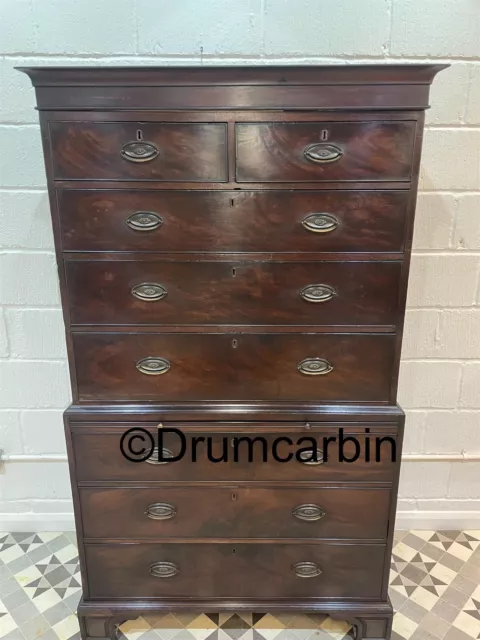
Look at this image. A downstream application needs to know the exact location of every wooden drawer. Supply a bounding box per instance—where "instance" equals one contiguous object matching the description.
[49,122,227,182]
[72,426,398,483]
[57,189,409,253]
[236,122,416,182]
[84,542,385,599]
[80,486,390,539]
[66,260,401,327]
[72,332,395,402]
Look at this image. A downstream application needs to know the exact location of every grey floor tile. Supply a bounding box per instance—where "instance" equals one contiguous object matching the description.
[8,553,37,574]
[404,533,428,552]
[420,612,451,639]
[432,599,462,624]
[459,561,480,583]
[27,545,54,565]
[410,628,438,640]
[11,599,42,627]
[20,614,51,640]
[421,543,446,562]
[62,592,81,613]
[441,587,470,610]
[400,598,429,624]
[449,574,477,597]
[0,562,12,583]
[1,631,27,640]
[438,553,465,573]
[443,627,475,640]
[390,588,409,612]
[35,631,59,640]
[42,602,72,627]
[45,535,70,554]
[2,585,30,612]
[2,576,23,597]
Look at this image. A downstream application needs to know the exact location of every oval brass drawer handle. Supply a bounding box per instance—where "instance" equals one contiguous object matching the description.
[300,284,336,304]
[121,140,159,163]
[293,504,326,522]
[292,561,322,578]
[131,283,168,302]
[298,448,324,466]
[298,358,333,376]
[149,561,179,578]
[304,143,343,164]
[145,447,174,465]
[126,211,163,232]
[136,357,170,376]
[302,213,339,234]
[145,502,176,519]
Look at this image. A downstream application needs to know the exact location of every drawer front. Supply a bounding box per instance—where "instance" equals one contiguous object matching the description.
[236,122,416,182]
[66,260,401,327]
[72,428,397,482]
[80,486,390,539]
[49,122,227,181]
[72,332,395,402]
[85,542,385,599]
[57,189,408,253]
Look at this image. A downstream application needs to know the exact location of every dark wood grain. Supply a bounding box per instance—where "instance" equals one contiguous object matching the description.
[65,260,401,327]
[72,332,396,402]
[72,426,397,483]
[49,122,228,181]
[236,122,416,182]
[57,189,409,253]
[80,486,390,540]
[84,542,385,599]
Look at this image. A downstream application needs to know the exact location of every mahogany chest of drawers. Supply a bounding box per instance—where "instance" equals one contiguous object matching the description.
[20,64,446,640]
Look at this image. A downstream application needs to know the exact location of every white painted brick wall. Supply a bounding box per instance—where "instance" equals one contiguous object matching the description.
[1,0,480,525]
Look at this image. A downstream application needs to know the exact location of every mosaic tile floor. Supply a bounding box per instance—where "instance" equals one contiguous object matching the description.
[0,531,480,640]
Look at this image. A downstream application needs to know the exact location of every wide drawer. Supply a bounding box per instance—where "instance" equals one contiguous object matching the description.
[66,260,401,327]
[72,426,398,482]
[49,122,227,181]
[79,486,390,539]
[57,189,409,253]
[72,332,395,402]
[236,122,416,182]
[84,542,385,599]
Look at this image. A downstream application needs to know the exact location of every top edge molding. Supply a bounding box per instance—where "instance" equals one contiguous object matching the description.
[17,64,448,87]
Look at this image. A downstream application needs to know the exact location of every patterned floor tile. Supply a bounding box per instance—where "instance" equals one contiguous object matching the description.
[1,531,480,640]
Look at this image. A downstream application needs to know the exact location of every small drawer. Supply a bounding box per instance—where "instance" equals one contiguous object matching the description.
[66,260,401,327]
[71,332,395,402]
[84,542,385,599]
[79,486,390,540]
[49,121,227,181]
[57,189,409,253]
[72,426,398,483]
[236,121,416,182]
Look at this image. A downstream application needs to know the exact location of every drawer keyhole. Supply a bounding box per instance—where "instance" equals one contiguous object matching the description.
[232,492,237,501]
[232,339,237,349]
[321,129,329,141]
[137,129,143,141]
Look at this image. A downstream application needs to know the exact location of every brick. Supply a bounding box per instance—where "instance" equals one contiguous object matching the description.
[0,58,37,124]
[0,308,8,357]
[426,64,471,126]
[403,309,480,359]
[21,410,66,454]
[0,461,71,500]
[6,309,67,359]
[264,0,389,56]
[459,363,480,408]
[0,191,54,249]
[399,461,451,499]
[448,463,480,499]
[0,361,70,409]
[0,253,60,306]
[0,411,23,453]
[391,0,480,57]
[419,129,480,191]
[137,0,262,55]
[0,126,46,188]
[407,255,479,308]
[32,0,135,54]
[466,64,480,125]
[412,193,455,250]
[398,361,462,409]
[403,411,426,454]
[453,195,480,250]
[0,0,36,53]
[30,500,73,514]
[424,411,480,453]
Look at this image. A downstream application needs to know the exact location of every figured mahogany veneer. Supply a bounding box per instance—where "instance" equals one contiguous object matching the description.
[20,64,446,640]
